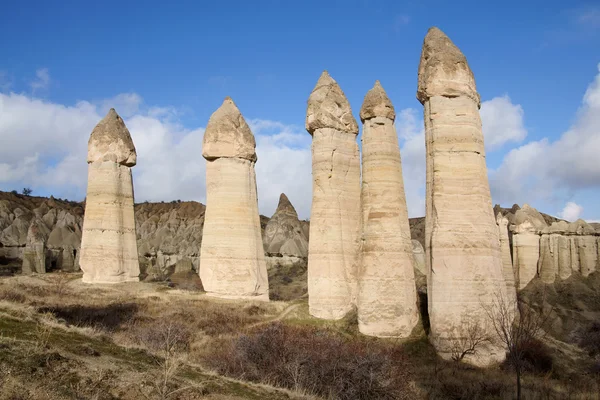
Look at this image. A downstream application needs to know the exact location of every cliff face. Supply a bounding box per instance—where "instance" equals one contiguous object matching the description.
[0,191,306,278]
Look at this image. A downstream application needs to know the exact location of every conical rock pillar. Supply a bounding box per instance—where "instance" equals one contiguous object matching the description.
[199,97,269,301]
[418,27,508,366]
[80,109,140,283]
[358,81,419,337]
[306,71,361,319]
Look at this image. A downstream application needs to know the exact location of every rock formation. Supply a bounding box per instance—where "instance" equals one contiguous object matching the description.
[539,219,599,283]
[497,213,517,303]
[305,71,361,320]
[199,97,269,301]
[358,81,419,337]
[412,240,426,275]
[22,218,50,274]
[79,109,140,283]
[417,27,507,366]
[263,193,309,258]
[510,204,547,289]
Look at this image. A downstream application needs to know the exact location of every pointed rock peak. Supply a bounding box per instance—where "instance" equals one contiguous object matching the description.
[88,108,137,166]
[514,204,547,230]
[360,80,395,122]
[416,26,479,106]
[274,193,298,218]
[496,212,508,226]
[202,96,257,162]
[306,71,358,135]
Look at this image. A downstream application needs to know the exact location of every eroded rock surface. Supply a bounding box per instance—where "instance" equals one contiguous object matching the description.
[263,193,308,258]
[306,71,361,319]
[510,204,547,289]
[358,81,419,337]
[80,109,140,283]
[418,27,507,366]
[200,98,269,300]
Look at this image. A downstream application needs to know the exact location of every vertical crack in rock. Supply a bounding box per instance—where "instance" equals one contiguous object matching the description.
[306,71,361,319]
[417,27,508,366]
[358,81,419,337]
[80,108,140,283]
[199,97,269,301]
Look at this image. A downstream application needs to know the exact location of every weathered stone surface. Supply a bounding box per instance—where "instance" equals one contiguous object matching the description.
[80,109,140,283]
[200,98,269,301]
[306,71,359,135]
[306,72,361,319]
[22,218,50,274]
[358,81,418,338]
[202,97,257,162]
[412,240,426,275]
[497,213,517,303]
[510,204,547,289]
[263,194,308,258]
[87,108,137,166]
[418,27,507,366]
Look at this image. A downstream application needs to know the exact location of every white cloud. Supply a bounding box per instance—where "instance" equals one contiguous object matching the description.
[29,68,51,92]
[396,108,426,218]
[490,63,600,207]
[559,202,584,221]
[480,95,527,151]
[0,92,316,218]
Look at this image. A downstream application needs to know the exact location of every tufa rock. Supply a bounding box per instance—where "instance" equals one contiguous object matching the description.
[306,71,359,135]
[358,81,419,337]
[306,71,361,319]
[263,194,308,258]
[80,109,140,283]
[200,97,269,300]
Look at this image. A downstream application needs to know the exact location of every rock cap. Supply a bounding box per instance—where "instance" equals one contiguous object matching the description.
[306,71,359,135]
[511,204,547,233]
[87,108,137,166]
[360,80,395,122]
[202,97,257,162]
[416,27,480,106]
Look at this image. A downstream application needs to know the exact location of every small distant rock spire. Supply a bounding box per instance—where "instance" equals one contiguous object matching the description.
[360,80,396,122]
[416,27,479,106]
[87,108,137,166]
[305,71,359,135]
[275,193,298,218]
[202,97,257,162]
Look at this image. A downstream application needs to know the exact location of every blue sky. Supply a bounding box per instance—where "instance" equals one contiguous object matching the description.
[1,0,599,221]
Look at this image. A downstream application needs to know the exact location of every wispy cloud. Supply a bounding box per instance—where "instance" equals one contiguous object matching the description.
[29,68,51,93]
[0,71,12,92]
[393,14,411,32]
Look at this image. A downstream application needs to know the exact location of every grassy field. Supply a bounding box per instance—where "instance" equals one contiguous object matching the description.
[0,272,599,399]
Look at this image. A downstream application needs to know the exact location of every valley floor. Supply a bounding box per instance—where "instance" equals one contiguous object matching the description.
[0,273,599,399]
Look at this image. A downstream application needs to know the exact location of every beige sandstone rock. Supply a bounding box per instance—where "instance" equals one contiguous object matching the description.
[306,71,361,319]
[358,81,419,337]
[79,109,140,283]
[263,193,308,258]
[497,213,517,302]
[22,218,50,274]
[418,27,507,366]
[200,98,269,301]
[510,204,547,289]
[412,240,426,275]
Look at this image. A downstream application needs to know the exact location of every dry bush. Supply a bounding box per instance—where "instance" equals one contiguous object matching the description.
[205,322,414,399]
[38,302,140,332]
[447,320,491,362]
[572,320,600,357]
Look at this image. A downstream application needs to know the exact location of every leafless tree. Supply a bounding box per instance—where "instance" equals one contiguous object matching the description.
[483,290,554,400]
[449,320,492,362]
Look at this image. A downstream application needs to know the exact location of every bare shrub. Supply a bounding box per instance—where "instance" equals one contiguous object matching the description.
[136,319,195,400]
[38,302,139,332]
[205,322,412,399]
[572,320,600,357]
[447,320,491,362]
[484,290,555,400]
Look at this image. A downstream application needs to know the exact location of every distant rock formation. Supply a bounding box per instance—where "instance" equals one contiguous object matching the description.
[80,109,140,283]
[510,204,547,289]
[496,213,517,304]
[305,71,361,320]
[417,27,507,366]
[358,81,418,337]
[263,193,308,258]
[199,97,269,301]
